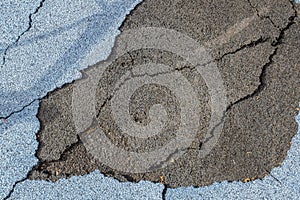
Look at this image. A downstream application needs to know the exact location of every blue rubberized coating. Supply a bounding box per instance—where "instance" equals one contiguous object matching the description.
[166,113,300,199]
[0,1,40,51]
[0,101,39,199]
[9,170,164,200]
[0,0,142,117]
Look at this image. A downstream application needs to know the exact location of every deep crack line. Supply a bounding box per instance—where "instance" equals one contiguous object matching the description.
[216,37,269,61]
[226,2,297,110]
[1,0,46,68]
[3,177,28,200]
[0,80,75,123]
[0,99,38,122]
[226,47,278,110]
[162,184,168,200]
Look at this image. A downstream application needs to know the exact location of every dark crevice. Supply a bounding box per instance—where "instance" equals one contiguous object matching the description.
[289,0,299,18]
[272,20,297,46]
[95,94,114,119]
[216,37,269,61]
[264,169,282,184]
[3,177,27,200]
[0,99,38,121]
[247,0,260,17]
[205,45,276,145]
[203,37,281,146]
[1,0,46,68]
[226,47,278,112]
[162,184,168,200]
[0,79,75,122]
[121,174,136,182]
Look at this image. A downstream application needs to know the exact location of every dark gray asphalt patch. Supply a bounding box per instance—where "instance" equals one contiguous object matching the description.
[29,0,300,188]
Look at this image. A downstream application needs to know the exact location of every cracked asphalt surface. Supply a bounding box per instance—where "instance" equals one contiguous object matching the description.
[30,0,299,187]
[1,0,300,199]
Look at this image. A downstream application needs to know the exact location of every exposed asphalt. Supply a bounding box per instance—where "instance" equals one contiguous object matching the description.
[30,0,299,188]
[0,0,300,199]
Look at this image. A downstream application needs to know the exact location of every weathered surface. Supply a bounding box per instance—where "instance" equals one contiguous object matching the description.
[29,0,300,188]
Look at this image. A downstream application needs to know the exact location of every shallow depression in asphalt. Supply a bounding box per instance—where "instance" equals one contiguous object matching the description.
[29,0,300,188]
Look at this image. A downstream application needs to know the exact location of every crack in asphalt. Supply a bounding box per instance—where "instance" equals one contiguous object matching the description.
[162,184,168,200]
[199,45,280,152]
[216,37,269,61]
[225,47,278,111]
[2,177,28,200]
[246,0,280,29]
[0,0,46,69]
[201,0,298,185]
[94,36,270,121]
[226,0,297,110]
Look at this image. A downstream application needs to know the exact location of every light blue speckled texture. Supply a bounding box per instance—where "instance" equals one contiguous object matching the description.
[0,101,39,199]
[0,1,40,51]
[8,170,164,200]
[0,0,142,117]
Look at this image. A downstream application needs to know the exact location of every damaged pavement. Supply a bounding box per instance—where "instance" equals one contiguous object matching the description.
[1,0,300,199]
